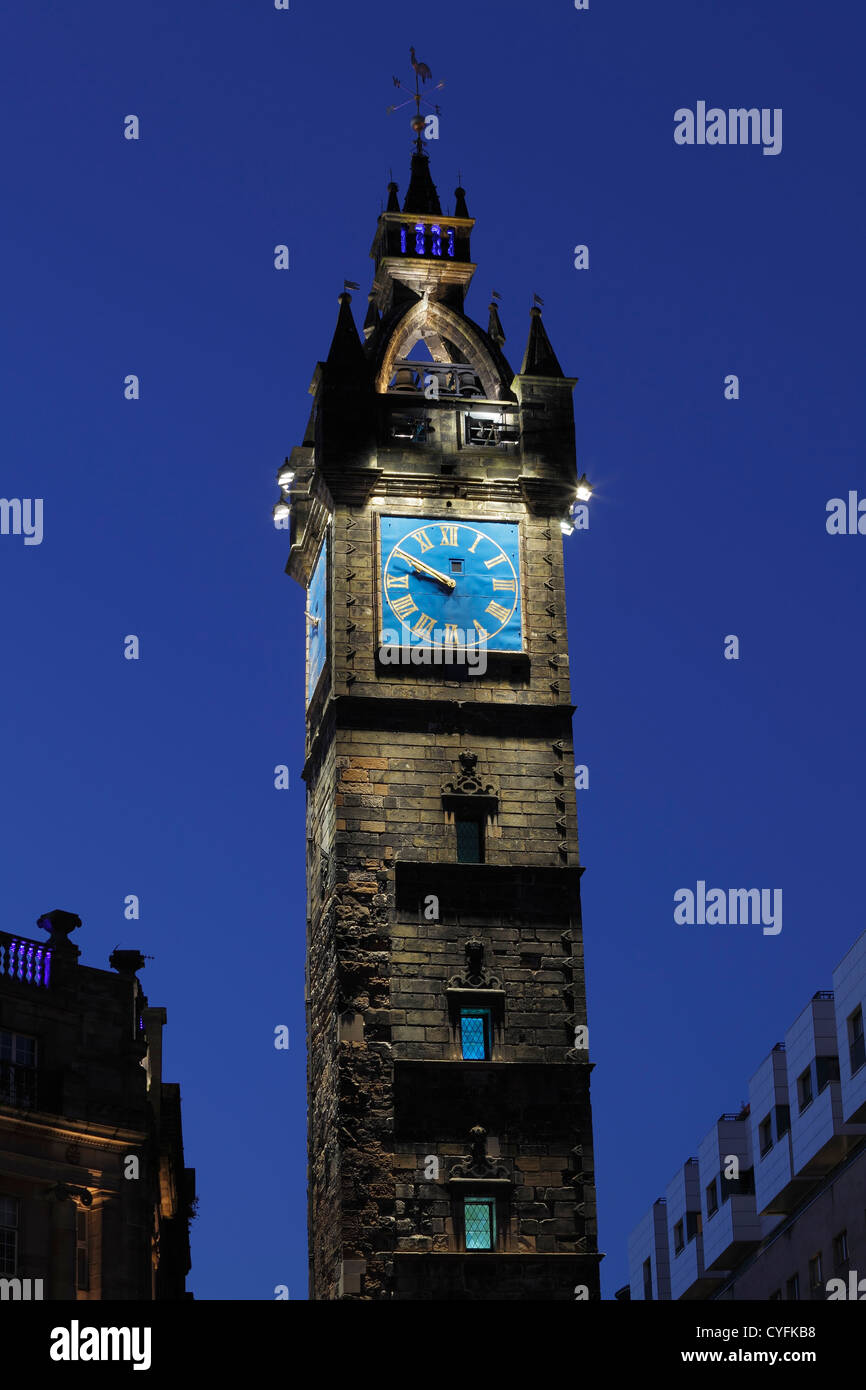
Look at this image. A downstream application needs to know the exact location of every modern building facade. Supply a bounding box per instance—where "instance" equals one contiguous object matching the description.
[628,927,866,1300]
[0,909,194,1300]
[280,121,599,1299]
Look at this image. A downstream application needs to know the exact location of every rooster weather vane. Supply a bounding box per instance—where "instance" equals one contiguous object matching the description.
[387,46,444,152]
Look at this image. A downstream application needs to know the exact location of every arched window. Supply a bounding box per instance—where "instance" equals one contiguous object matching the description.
[414,223,425,256]
[446,228,455,258]
[431,224,442,257]
[400,226,407,254]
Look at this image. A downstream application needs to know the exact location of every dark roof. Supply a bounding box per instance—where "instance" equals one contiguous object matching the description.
[487,301,506,347]
[519,306,564,377]
[403,151,442,215]
[362,292,381,339]
[325,292,368,375]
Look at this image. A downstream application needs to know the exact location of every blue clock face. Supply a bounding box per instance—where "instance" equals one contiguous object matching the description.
[379,516,522,652]
[306,533,328,704]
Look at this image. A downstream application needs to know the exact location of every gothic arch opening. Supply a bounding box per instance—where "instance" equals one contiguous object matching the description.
[377,301,506,401]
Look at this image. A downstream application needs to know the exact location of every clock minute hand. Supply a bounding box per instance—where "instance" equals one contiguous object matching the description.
[394,548,456,590]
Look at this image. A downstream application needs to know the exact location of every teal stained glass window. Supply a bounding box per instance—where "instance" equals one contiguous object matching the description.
[456,815,482,863]
[464,1198,495,1251]
[460,1010,489,1060]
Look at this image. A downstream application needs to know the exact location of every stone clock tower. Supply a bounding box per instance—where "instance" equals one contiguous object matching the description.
[278,127,601,1300]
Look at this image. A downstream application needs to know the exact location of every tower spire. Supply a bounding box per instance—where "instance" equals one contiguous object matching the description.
[325,290,366,374]
[488,290,506,347]
[403,150,442,215]
[520,303,564,378]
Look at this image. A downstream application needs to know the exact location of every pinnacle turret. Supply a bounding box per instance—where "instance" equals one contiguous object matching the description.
[519,305,564,378]
[402,150,442,215]
[325,292,367,375]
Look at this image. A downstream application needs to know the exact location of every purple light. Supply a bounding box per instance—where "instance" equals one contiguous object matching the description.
[1,936,52,987]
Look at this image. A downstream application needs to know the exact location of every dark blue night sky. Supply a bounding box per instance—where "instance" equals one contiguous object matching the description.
[2,0,864,1299]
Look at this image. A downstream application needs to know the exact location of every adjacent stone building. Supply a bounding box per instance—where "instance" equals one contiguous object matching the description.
[0,909,194,1299]
[628,926,866,1301]
[280,125,600,1299]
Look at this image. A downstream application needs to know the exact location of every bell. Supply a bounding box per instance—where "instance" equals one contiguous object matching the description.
[456,368,483,397]
[392,366,418,392]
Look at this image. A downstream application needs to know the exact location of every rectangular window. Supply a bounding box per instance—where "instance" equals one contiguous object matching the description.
[0,1030,37,1109]
[833,1230,849,1266]
[75,1208,89,1292]
[775,1104,791,1138]
[759,1115,773,1155]
[722,1165,756,1202]
[738,1166,755,1196]
[686,1210,702,1242]
[673,1219,684,1255]
[705,1179,718,1217]
[455,814,483,864]
[464,413,501,447]
[464,1197,496,1251]
[388,411,430,444]
[642,1257,653,1300]
[816,1055,840,1092]
[0,1196,18,1276]
[849,1007,865,1076]
[786,1273,800,1301]
[809,1253,823,1288]
[460,1009,490,1061]
[797,1066,813,1112]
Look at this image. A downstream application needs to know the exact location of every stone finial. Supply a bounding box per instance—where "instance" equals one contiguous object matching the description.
[36,909,81,944]
[109,948,147,976]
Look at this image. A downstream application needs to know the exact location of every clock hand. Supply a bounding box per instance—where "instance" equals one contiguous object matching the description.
[393,548,456,590]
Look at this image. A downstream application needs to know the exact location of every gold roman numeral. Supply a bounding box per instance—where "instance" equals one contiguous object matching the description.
[439,525,459,546]
[410,528,434,552]
[385,573,410,590]
[492,577,516,592]
[467,534,482,553]
[443,624,460,644]
[412,612,436,637]
[485,601,511,623]
[484,553,507,569]
[391,594,418,620]
[473,620,489,641]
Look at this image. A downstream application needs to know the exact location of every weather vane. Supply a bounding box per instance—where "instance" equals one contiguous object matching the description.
[387,46,444,152]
